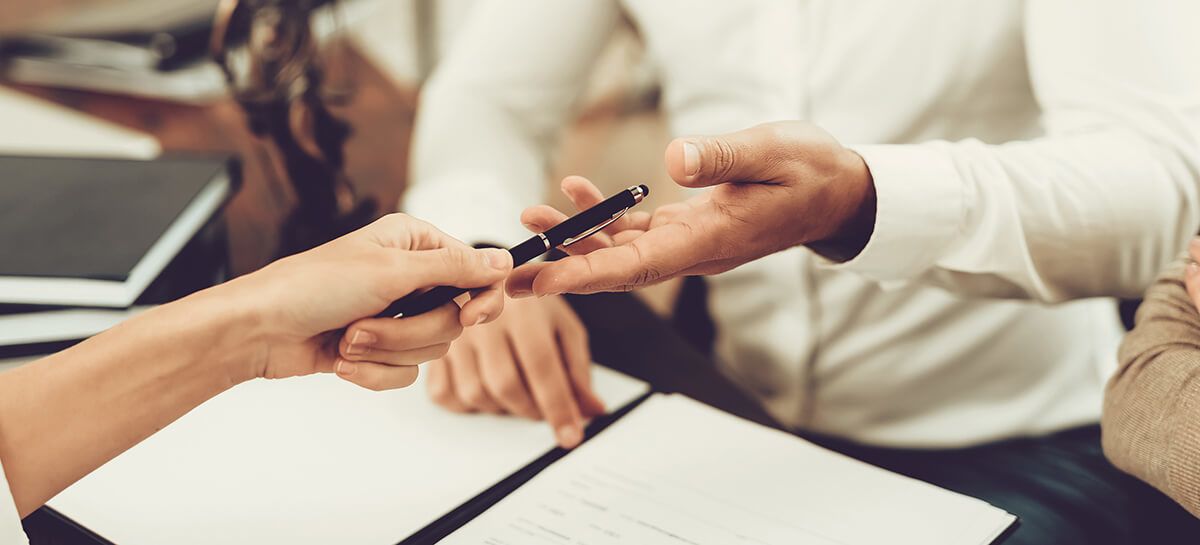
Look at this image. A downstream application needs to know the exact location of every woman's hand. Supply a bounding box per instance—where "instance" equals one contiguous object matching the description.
[425,294,605,448]
[219,213,513,391]
[0,213,513,518]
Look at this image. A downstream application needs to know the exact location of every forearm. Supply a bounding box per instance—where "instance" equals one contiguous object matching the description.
[1103,256,1200,517]
[0,281,260,516]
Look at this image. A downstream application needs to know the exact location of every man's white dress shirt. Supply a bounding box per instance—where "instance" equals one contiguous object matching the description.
[405,0,1200,447]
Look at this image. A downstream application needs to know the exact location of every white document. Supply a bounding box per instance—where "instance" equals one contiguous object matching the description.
[48,366,649,545]
[443,394,1015,545]
[0,86,159,158]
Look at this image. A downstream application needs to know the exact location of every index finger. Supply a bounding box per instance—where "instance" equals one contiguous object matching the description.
[362,214,470,252]
[530,220,716,295]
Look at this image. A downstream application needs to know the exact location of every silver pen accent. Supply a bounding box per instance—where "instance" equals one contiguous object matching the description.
[562,186,646,247]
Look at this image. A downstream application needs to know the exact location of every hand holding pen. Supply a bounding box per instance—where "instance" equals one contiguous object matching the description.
[377,184,649,319]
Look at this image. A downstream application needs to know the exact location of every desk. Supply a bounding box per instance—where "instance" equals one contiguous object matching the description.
[20,294,777,545]
[3,37,777,543]
[11,37,1178,545]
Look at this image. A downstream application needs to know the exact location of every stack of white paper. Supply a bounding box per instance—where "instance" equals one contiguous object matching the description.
[0,86,159,158]
[0,86,161,360]
[47,366,650,544]
[445,394,1015,545]
[0,307,149,347]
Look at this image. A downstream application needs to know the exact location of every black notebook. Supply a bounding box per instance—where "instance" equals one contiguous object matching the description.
[0,155,237,308]
[0,212,232,357]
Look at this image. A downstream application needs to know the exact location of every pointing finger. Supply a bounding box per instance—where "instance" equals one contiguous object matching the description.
[398,246,513,294]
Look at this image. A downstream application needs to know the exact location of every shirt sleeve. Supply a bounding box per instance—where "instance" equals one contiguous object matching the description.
[1102,255,1200,518]
[402,0,622,247]
[0,456,29,544]
[829,0,1200,302]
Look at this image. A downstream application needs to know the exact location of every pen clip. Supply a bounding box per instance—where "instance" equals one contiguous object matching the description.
[563,208,629,247]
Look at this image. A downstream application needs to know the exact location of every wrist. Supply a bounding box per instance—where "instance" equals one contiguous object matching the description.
[807,149,877,262]
[185,277,272,385]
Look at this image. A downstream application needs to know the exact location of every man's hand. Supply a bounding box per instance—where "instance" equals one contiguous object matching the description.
[425,295,605,448]
[224,213,513,391]
[507,121,877,296]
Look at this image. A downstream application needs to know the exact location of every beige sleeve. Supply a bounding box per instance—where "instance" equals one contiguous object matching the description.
[1103,254,1200,518]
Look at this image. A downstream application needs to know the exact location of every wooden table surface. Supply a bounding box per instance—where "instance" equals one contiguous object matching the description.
[9,42,416,275]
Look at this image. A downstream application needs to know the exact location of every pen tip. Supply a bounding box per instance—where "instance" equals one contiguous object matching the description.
[638,184,650,198]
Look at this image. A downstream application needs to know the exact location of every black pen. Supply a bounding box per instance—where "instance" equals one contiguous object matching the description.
[377,185,650,319]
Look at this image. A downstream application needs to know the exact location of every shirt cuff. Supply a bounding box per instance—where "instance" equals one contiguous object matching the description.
[401,173,535,248]
[0,456,28,544]
[822,143,964,283]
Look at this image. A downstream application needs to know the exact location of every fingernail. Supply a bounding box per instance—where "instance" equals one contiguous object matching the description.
[1188,262,1199,278]
[346,330,376,355]
[335,358,357,377]
[555,424,582,448]
[682,141,700,178]
[474,314,488,326]
[481,248,511,270]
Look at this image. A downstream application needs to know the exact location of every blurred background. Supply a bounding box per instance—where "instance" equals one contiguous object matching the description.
[0,1,686,309]
[0,0,686,314]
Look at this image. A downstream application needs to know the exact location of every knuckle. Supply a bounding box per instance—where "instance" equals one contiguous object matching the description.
[378,212,411,228]
[524,347,557,369]
[376,246,404,269]
[626,243,662,288]
[710,138,738,180]
[459,384,491,408]
[427,376,454,404]
[441,247,471,270]
[367,213,413,241]
[429,389,457,407]
[493,376,527,403]
[367,252,408,299]
[761,122,793,144]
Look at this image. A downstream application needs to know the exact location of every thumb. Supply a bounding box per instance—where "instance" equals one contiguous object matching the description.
[400,246,513,292]
[665,124,784,188]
